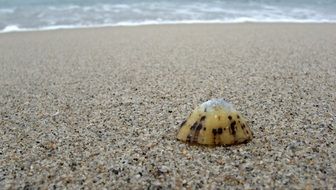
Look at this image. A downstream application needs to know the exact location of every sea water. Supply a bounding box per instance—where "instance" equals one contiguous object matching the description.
[1,0,336,32]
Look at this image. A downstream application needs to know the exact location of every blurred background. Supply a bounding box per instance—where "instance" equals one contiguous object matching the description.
[1,0,336,32]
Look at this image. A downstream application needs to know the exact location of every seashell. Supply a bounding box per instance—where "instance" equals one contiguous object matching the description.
[177,99,253,145]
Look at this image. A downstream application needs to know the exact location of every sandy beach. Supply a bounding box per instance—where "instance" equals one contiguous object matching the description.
[0,24,335,189]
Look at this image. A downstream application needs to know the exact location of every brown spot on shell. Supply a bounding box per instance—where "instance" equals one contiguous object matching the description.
[190,122,198,130]
[196,123,203,131]
[212,128,217,135]
[179,120,187,128]
[230,121,236,135]
[186,134,192,142]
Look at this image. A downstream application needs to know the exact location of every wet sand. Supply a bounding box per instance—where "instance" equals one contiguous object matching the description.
[0,24,335,189]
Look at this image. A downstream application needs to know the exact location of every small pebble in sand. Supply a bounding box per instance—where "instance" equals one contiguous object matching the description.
[177,99,253,145]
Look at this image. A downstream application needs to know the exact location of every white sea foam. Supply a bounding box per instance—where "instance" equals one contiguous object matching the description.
[2,25,23,32]
[0,8,15,13]
[1,18,334,34]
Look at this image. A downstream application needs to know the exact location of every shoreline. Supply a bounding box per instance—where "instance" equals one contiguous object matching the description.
[1,22,336,34]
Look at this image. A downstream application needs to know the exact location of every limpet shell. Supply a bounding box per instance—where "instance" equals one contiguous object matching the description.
[177,99,253,145]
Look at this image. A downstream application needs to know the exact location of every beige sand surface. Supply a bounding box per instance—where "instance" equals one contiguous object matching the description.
[0,24,335,189]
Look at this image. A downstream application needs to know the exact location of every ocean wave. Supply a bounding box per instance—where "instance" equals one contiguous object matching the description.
[1,1,336,33]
